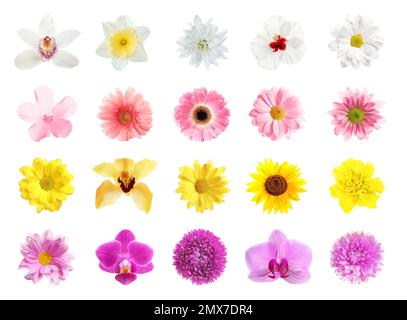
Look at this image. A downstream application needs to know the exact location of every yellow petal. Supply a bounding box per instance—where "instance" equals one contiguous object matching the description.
[132,159,157,181]
[93,162,119,179]
[339,196,355,214]
[114,158,136,173]
[95,180,122,208]
[130,182,153,213]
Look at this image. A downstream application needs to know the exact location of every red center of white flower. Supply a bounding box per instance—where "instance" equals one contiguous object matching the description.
[38,36,57,59]
[268,258,289,279]
[269,35,287,52]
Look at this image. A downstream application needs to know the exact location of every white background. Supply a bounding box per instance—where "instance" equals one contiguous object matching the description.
[0,0,404,300]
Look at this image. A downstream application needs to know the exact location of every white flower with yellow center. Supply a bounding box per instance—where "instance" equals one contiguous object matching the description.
[329,16,383,69]
[96,16,150,70]
[15,15,80,69]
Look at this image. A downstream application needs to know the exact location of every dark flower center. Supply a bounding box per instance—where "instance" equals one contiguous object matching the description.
[268,258,289,279]
[38,36,57,59]
[117,108,134,126]
[193,105,212,124]
[269,35,287,52]
[265,175,288,196]
[347,107,365,124]
[118,177,136,193]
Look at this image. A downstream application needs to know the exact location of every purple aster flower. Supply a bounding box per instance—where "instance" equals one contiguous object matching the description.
[173,229,227,285]
[245,230,312,284]
[96,230,154,285]
[331,232,383,284]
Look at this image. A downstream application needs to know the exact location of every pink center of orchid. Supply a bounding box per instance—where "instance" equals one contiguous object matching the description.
[119,259,132,274]
[42,115,53,123]
[268,258,289,279]
[269,35,287,52]
[38,36,57,60]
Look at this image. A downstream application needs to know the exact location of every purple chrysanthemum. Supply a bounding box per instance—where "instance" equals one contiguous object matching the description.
[331,232,383,284]
[173,229,227,285]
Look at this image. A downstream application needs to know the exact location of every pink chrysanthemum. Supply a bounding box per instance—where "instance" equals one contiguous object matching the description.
[19,230,73,284]
[173,229,227,285]
[174,88,230,142]
[250,88,304,141]
[98,88,152,141]
[331,232,383,284]
[330,88,383,140]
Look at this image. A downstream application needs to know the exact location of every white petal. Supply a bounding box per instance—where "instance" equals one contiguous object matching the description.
[112,58,128,70]
[17,29,40,48]
[52,50,79,68]
[102,22,115,36]
[263,16,286,37]
[129,45,147,62]
[115,15,134,29]
[135,26,150,41]
[38,15,56,37]
[15,50,42,69]
[96,40,111,58]
[56,30,80,48]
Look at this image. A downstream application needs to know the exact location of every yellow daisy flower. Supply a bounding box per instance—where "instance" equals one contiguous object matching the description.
[176,161,230,213]
[330,159,384,213]
[94,158,157,213]
[247,159,306,214]
[19,158,74,213]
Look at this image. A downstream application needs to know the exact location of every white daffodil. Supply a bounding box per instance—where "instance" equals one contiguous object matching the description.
[329,16,383,69]
[177,15,227,68]
[96,16,150,70]
[15,15,80,69]
[251,16,305,70]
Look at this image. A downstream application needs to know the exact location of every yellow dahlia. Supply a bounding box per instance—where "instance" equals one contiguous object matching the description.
[19,158,74,213]
[330,159,384,213]
[176,161,229,213]
[247,159,306,214]
[94,158,156,213]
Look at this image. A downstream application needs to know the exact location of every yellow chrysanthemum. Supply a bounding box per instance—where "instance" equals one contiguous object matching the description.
[19,158,74,213]
[330,159,384,213]
[176,161,230,213]
[247,159,306,214]
[94,158,157,213]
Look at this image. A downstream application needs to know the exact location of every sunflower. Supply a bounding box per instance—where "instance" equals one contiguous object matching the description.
[19,158,74,213]
[247,159,306,213]
[330,159,384,213]
[176,161,229,213]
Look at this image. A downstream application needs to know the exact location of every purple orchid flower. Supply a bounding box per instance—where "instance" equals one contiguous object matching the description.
[245,230,312,284]
[96,230,153,285]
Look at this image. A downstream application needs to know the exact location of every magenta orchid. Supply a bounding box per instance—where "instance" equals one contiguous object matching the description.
[96,230,154,285]
[18,86,77,141]
[245,230,312,284]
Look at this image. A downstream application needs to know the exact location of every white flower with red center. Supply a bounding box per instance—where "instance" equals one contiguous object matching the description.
[251,16,305,70]
[329,16,383,69]
[15,15,80,69]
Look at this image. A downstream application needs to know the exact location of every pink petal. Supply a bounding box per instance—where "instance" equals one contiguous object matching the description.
[115,273,137,285]
[29,122,51,141]
[248,269,273,282]
[96,241,121,267]
[284,270,310,284]
[128,242,153,266]
[50,119,72,138]
[269,230,288,259]
[52,96,77,119]
[245,242,274,272]
[133,262,153,274]
[99,262,119,274]
[18,103,41,122]
[115,230,135,255]
[35,86,54,114]
[285,240,312,272]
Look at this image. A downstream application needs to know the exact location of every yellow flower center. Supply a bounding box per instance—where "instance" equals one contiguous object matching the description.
[270,106,285,121]
[348,107,365,124]
[118,109,134,125]
[345,174,372,198]
[350,34,364,48]
[197,39,209,50]
[195,180,209,194]
[109,28,138,58]
[39,176,55,191]
[38,252,52,266]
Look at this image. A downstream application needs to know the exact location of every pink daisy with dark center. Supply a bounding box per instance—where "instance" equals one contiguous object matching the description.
[98,88,153,141]
[174,88,230,142]
[329,88,383,140]
[173,229,227,285]
[331,232,383,284]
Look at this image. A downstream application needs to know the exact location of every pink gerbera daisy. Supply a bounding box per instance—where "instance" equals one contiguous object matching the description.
[98,88,153,141]
[174,88,230,142]
[249,88,303,140]
[330,88,383,140]
[19,230,73,285]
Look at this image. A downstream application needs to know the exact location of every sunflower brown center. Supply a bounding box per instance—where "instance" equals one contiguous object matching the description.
[38,252,52,266]
[192,105,212,124]
[265,175,288,196]
[117,109,134,125]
